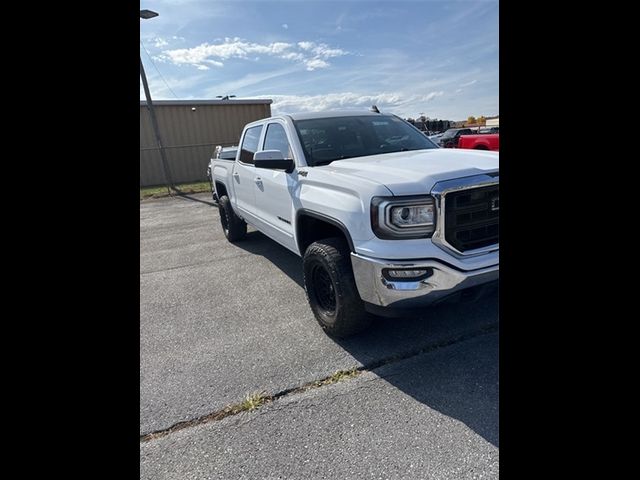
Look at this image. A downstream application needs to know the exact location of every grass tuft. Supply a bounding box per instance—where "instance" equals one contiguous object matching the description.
[228,391,271,414]
[313,368,360,388]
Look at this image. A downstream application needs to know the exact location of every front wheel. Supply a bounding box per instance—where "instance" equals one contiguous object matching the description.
[218,195,246,242]
[303,237,371,338]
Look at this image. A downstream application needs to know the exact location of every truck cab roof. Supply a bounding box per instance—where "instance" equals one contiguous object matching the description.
[245,110,385,127]
[286,110,384,121]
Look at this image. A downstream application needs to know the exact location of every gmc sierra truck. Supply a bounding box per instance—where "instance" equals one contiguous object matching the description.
[211,111,499,337]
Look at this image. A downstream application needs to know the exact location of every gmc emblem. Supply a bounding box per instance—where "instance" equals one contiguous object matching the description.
[490,197,500,211]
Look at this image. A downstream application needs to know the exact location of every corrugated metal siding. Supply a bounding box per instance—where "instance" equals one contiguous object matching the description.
[140,102,271,186]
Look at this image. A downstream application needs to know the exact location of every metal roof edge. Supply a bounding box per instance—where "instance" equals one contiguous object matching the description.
[140,99,273,106]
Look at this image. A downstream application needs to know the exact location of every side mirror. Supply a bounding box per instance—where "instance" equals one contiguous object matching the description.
[254,150,294,173]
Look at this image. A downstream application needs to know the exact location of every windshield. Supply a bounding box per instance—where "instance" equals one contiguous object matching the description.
[293,115,438,166]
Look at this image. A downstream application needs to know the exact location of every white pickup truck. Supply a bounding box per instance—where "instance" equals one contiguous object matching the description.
[210,111,499,337]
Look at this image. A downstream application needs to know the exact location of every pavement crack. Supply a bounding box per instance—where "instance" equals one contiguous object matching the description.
[362,322,498,372]
[140,323,498,443]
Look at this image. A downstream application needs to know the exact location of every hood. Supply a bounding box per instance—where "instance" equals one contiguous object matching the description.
[320,149,499,195]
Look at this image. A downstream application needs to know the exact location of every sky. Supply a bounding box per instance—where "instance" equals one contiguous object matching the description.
[140,0,498,121]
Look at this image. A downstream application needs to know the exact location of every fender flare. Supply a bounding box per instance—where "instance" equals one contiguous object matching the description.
[295,209,356,253]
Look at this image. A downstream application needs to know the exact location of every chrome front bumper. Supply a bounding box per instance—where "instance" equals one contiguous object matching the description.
[350,253,499,309]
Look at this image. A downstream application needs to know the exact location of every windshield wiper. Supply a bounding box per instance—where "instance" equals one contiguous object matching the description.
[380,147,410,154]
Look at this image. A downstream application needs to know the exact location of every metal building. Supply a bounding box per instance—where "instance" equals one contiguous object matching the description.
[486,116,499,127]
[140,99,272,186]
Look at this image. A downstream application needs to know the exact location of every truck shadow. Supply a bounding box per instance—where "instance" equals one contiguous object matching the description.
[234,229,499,447]
[235,230,305,288]
[174,191,217,207]
[336,303,499,448]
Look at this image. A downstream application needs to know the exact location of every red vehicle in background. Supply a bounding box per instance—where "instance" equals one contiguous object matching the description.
[458,133,499,151]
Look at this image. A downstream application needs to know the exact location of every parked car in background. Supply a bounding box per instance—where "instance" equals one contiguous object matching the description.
[419,131,440,148]
[428,133,444,144]
[438,128,474,148]
[459,133,500,151]
[479,127,499,134]
[207,146,238,202]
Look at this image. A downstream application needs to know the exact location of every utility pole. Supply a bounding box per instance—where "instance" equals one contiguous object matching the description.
[140,9,174,193]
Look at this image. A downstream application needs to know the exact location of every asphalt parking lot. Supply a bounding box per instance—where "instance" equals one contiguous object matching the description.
[140,193,499,479]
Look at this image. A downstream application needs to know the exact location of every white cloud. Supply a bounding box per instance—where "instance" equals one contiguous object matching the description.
[297,41,314,50]
[195,64,210,71]
[204,59,224,67]
[455,88,463,93]
[312,45,347,58]
[460,79,477,87]
[282,23,288,29]
[423,91,444,101]
[153,37,169,48]
[297,41,347,58]
[164,37,349,70]
[267,42,292,54]
[148,36,185,49]
[280,52,305,62]
[261,91,445,114]
[152,54,170,63]
[305,59,330,71]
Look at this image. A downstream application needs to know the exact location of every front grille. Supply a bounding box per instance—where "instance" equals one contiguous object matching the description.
[444,185,499,252]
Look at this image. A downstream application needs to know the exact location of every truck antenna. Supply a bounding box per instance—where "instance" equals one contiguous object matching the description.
[370,105,380,113]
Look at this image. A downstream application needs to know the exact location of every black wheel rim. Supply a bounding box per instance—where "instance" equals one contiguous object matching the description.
[220,206,230,234]
[311,264,336,314]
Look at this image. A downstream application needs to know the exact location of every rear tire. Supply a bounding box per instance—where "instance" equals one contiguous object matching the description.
[303,237,371,338]
[219,195,246,242]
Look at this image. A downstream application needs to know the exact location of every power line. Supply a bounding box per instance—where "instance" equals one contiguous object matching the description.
[140,40,179,99]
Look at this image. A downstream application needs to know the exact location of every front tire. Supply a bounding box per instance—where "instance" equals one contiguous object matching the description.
[219,195,246,242]
[303,237,371,338]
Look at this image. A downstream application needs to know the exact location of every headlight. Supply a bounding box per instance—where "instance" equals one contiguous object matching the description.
[389,204,434,227]
[371,195,436,239]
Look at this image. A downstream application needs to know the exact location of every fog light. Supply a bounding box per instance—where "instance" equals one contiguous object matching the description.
[383,268,432,281]
[388,269,427,278]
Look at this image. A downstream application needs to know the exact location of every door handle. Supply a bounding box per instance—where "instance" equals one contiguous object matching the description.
[232,172,240,181]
